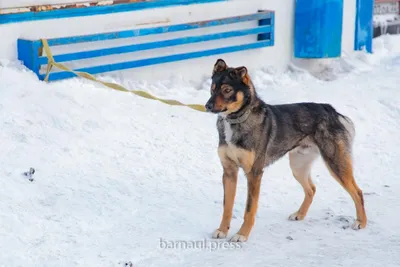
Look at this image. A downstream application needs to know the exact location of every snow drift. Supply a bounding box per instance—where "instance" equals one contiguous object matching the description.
[0,35,400,267]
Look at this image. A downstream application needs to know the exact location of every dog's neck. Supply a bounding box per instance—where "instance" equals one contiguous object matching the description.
[221,99,255,124]
[224,109,251,124]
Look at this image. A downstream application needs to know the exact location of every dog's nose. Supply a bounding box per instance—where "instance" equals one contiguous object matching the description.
[205,102,213,112]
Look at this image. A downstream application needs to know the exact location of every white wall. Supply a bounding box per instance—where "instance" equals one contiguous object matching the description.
[342,0,357,55]
[0,0,357,82]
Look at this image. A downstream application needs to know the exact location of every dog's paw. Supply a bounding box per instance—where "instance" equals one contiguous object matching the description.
[212,229,227,239]
[229,233,247,242]
[288,212,305,221]
[351,220,366,230]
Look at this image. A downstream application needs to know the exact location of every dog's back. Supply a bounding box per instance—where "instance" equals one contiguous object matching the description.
[265,102,355,161]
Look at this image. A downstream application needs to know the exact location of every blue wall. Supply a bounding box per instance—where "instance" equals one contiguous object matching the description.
[294,0,344,58]
[354,0,374,53]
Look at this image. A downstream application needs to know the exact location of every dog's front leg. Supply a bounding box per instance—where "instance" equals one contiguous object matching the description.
[212,149,239,239]
[231,169,263,242]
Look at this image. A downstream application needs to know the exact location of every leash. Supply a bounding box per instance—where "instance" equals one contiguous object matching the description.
[41,39,207,113]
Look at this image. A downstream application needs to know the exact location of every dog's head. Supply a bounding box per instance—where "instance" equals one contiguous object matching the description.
[205,59,254,114]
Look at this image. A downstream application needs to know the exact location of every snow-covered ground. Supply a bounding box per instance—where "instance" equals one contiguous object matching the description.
[1,35,400,267]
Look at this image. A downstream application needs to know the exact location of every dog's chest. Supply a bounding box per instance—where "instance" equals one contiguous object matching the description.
[217,116,249,148]
[223,120,234,144]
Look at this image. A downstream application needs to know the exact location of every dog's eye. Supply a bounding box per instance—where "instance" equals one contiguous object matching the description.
[221,84,233,94]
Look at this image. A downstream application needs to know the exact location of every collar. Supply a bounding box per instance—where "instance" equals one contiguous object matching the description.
[223,109,252,124]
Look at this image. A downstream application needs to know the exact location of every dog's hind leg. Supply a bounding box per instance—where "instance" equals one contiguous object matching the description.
[212,147,239,239]
[318,139,367,230]
[288,145,319,221]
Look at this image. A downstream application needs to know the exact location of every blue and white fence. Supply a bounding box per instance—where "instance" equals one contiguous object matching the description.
[17,10,274,81]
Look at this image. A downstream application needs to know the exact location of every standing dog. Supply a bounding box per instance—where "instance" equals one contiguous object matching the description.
[205,59,367,242]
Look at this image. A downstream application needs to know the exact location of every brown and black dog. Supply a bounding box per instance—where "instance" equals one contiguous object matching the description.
[205,59,367,242]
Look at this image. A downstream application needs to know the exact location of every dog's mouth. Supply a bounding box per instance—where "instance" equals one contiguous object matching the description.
[208,108,227,114]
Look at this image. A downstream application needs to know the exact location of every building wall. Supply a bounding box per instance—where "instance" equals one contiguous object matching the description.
[0,0,358,82]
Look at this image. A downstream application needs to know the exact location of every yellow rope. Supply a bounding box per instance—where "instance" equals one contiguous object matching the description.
[41,39,207,113]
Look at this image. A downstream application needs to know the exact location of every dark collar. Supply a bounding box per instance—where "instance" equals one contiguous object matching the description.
[223,109,251,124]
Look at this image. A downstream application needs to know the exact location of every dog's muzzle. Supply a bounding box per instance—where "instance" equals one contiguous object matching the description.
[205,101,214,112]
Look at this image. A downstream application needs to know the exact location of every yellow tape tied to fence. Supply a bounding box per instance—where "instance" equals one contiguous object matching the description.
[41,39,207,113]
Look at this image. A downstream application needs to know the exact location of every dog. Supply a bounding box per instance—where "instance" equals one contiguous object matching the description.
[205,59,367,242]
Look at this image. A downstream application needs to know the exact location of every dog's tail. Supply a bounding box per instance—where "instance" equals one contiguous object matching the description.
[337,113,356,143]
[322,104,356,143]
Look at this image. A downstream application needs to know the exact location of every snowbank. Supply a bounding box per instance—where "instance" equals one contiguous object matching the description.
[0,35,399,267]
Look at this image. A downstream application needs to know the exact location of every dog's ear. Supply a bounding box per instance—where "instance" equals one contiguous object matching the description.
[213,59,227,75]
[230,66,248,79]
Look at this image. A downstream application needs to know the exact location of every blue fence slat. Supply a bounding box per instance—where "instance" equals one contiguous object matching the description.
[354,0,373,53]
[38,26,272,64]
[40,41,271,81]
[17,39,42,77]
[257,10,273,42]
[0,0,226,25]
[270,11,275,46]
[43,11,272,46]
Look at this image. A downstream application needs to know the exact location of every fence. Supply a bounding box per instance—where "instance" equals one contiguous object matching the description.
[17,10,274,81]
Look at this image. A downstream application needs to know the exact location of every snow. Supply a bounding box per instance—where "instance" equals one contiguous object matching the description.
[1,35,400,267]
